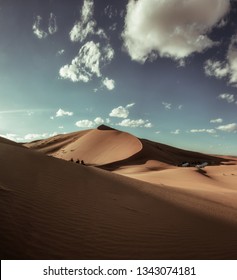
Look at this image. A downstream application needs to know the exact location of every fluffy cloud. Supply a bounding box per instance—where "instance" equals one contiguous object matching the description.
[118,119,152,128]
[32,16,48,39]
[1,132,58,142]
[204,34,237,86]
[75,117,105,128]
[24,133,48,140]
[109,106,129,118]
[70,20,96,42]
[69,0,108,43]
[102,77,115,90]
[227,35,237,85]
[122,0,230,63]
[56,108,73,117]
[59,41,114,84]
[210,118,223,123]
[216,123,237,132]
[48,13,57,35]
[218,93,235,103]
[75,120,94,128]
[69,0,95,42]
[204,59,229,79]
[59,41,101,82]
[190,128,216,134]
[94,117,104,125]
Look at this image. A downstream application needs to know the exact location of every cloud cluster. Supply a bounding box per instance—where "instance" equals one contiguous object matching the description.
[56,108,73,117]
[102,77,115,91]
[60,41,114,83]
[33,13,58,39]
[216,123,237,133]
[118,119,153,128]
[204,34,237,87]
[210,118,223,123]
[218,93,236,103]
[109,103,135,118]
[122,0,230,63]
[1,132,58,142]
[60,0,115,90]
[190,128,216,134]
[75,117,106,128]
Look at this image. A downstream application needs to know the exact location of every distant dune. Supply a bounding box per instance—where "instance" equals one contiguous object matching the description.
[1,127,237,259]
[25,125,226,168]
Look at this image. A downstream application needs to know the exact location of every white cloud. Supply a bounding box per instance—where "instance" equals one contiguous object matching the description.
[144,122,153,128]
[0,133,18,141]
[81,0,94,23]
[57,49,65,55]
[218,93,235,103]
[59,41,101,82]
[126,103,135,108]
[171,129,180,135]
[109,106,129,118]
[70,20,96,42]
[178,105,183,110]
[204,34,237,87]
[155,131,161,134]
[24,133,48,140]
[59,126,64,129]
[32,16,48,39]
[216,123,237,133]
[118,118,152,128]
[190,129,216,134]
[75,120,94,128]
[204,59,229,79]
[122,0,230,63]
[59,41,114,84]
[94,117,104,125]
[210,118,223,123]
[227,35,237,86]
[162,102,172,110]
[48,13,57,35]
[69,0,108,43]
[56,108,73,117]
[102,77,115,90]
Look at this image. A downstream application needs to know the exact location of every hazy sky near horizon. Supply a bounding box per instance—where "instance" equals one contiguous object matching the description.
[0,0,237,155]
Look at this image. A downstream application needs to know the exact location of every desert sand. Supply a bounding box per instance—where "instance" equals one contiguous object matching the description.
[1,126,237,259]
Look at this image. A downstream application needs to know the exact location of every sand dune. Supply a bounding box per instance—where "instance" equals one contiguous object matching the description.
[1,133,237,259]
[25,125,142,166]
[25,125,226,169]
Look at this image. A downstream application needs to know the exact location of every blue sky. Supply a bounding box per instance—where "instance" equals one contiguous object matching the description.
[0,0,237,155]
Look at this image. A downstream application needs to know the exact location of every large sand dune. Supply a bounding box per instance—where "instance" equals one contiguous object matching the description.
[1,131,237,259]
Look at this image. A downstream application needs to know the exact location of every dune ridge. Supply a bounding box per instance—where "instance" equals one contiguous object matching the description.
[1,134,237,259]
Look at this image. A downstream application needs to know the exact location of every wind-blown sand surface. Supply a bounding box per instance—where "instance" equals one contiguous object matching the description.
[1,127,237,259]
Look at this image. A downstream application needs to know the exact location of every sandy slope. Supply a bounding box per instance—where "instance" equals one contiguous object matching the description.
[1,137,237,259]
[25,125,142,166]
